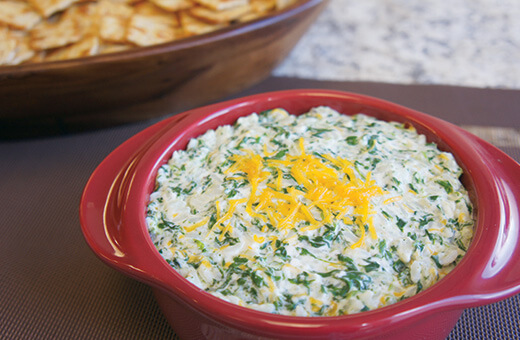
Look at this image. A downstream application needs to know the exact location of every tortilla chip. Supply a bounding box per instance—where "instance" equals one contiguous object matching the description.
[189,4,251,24]
[149,0,193,12]
[9,30,36,64]
[251,0,275,13]
[238,0,275,22]
[102,0,141,4]
[98,42,133,54]
[45,35,100,61]
[97,0,133,42]
[236,11,262,22]
[0,27,35,65]
[0,1,42,30]
[132,2,179,17]
[127,16,181,46]
[192,0,248,11]
[30,4,95,50]
[11,43,35,64]
[27,51,47,63]
[68,2,99,26]
[0,27,18,65]
[97,0,133,16]
[28,0,80,17]
[127,4,181,46]
[179,10,225,36]
[99,16,127,42]
[30,21,78,50]
[275,0,297,10]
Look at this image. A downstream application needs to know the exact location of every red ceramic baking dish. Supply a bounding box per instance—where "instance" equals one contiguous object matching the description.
[80,89,520,340]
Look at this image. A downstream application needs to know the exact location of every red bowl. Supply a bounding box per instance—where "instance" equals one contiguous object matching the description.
[80,89,520,340]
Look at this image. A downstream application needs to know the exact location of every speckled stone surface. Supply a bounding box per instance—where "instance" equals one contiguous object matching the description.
[274,0,520,89]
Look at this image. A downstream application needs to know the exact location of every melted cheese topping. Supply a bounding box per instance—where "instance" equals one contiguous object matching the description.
[146,107,474,316]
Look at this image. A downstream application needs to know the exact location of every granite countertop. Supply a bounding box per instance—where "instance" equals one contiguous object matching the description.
[274,0,520,89]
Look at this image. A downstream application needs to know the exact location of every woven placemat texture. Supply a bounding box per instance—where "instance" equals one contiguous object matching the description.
[0,124,178,340]
[1,79,519,339]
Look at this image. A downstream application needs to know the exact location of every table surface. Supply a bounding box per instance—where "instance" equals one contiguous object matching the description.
[2,1,520,339]
[1,77,520,339]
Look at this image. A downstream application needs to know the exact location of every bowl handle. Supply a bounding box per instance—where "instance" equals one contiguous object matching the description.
[80,113,188,277]
[456,128,520,302]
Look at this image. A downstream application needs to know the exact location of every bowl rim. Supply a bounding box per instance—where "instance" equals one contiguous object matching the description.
[80,89,520,336]
[0,0,325,75]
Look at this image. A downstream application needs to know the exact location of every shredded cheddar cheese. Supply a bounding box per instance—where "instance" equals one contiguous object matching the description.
[253,234,266,243]
[216,139,384,244]
[184,216,209,232]
[384,196,402,205]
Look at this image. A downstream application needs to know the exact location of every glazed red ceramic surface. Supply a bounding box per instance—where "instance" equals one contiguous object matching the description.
[80,90,520,340]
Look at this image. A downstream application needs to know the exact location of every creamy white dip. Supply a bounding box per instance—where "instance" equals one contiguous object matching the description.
[146,107,474,316]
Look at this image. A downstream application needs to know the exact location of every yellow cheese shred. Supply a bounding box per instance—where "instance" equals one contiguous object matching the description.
[351,223,366,249]
[184,216,210,232]
[253,234,266,243]
[309,297,323,313]
[206,198,247,238]
[200,259,212,268]
[383,196,402,205]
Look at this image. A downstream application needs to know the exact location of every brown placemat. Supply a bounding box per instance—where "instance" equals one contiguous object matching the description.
[1,78,519,339]
[231,77,520,129]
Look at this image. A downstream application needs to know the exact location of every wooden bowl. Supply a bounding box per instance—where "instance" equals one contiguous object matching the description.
[0,0,327,137]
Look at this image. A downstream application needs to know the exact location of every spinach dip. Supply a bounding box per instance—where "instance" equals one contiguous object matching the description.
[146,107,474,316]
